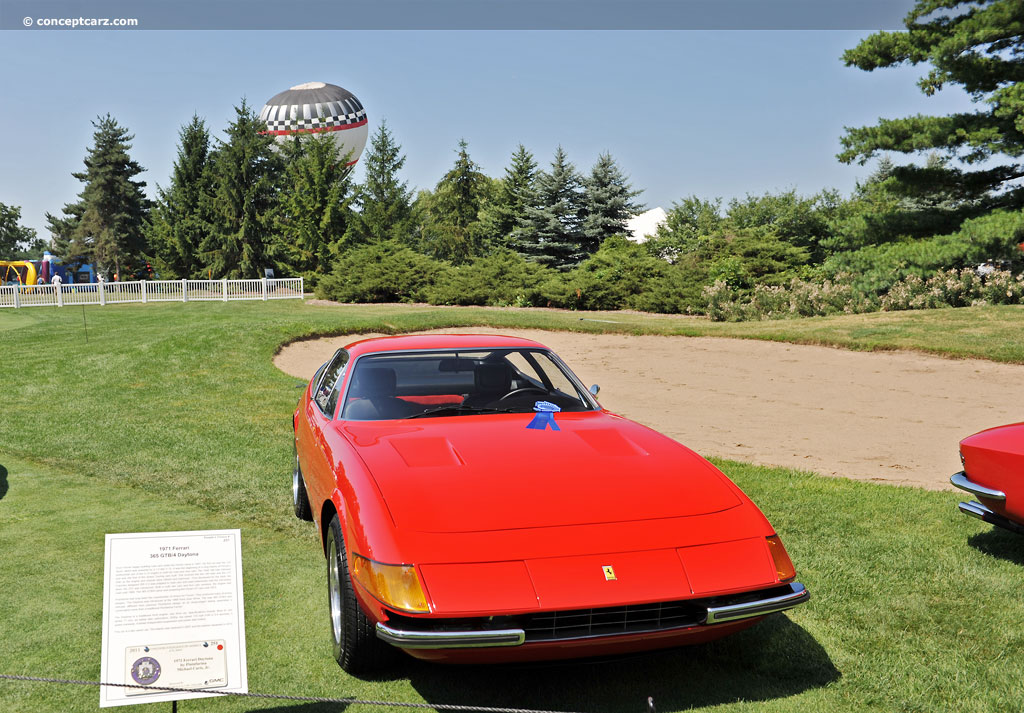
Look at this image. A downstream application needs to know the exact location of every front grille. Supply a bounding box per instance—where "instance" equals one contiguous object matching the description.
[387,600,706,643]
[522,601,705,640]
[384,585,795,644]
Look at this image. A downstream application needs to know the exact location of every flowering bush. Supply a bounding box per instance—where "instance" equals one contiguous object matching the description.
[703,276,877,321]
[704,268,1024,322]
[881,269,1024,311]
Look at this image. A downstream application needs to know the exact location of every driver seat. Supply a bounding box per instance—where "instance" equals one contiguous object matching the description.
[463,363,512,408]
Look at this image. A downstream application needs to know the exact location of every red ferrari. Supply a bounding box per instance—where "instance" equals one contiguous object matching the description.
[952,423,1024,535]
[292,334,809,672]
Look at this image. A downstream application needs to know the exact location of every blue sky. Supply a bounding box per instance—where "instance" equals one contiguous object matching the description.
[1,28,978,238]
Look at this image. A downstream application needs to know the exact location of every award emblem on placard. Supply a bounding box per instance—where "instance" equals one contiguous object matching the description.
[125,641,228,696]
[130,657,161,685]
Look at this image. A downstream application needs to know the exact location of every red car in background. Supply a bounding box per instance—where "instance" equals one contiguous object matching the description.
[292,334,809,673]
[952,423,1024,535]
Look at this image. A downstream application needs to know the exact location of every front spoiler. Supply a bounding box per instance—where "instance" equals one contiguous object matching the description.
[375,582,809,649]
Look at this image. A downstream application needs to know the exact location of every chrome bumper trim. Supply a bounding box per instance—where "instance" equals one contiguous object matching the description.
[950,472,1006,501]
[959,500,992,522]
[705,582,810,625]
[958,501,1024,535]
[375,623,525,649]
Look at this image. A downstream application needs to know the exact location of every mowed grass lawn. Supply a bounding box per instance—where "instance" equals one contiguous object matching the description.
[2,300,1024,712]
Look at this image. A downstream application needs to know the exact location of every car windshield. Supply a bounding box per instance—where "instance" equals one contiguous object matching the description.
[339,348,595,421]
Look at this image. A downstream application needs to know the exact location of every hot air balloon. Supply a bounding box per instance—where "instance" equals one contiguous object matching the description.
[258,82,368,166]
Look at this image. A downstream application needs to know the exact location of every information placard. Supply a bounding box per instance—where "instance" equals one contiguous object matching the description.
[99,530,247,707]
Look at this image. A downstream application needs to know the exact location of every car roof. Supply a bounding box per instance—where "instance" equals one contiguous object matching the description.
[343,333,548,358]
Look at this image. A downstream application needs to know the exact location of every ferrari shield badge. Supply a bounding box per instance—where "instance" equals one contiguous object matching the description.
[602,565,617,581]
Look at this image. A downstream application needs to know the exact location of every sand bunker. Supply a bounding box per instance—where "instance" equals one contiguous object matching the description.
[275,328,1024,490]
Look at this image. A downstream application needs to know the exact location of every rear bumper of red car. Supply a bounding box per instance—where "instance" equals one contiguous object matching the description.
[375,582,809,654]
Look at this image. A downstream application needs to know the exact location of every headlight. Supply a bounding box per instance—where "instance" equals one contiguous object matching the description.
[766,535,796,583]
[351,554,430,613]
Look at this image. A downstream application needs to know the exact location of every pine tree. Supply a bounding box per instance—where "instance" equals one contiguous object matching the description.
[581,152,643,253]
[45,200,84,259]
[148,115,213,278]
[202,100,283,279]
[276,130,354,275]
[421,139,491,263]
[347,120,413,244]
[515,146,585,270]
[50,115,150,277]
[839,0,1024,213]
[480,144,538,246]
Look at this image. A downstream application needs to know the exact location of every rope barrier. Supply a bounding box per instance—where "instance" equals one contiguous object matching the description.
[0,673,593,713]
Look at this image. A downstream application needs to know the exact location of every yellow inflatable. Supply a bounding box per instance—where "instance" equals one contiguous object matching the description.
[0,261,38,286]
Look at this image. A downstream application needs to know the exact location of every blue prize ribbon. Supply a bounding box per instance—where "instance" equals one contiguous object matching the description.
[526,401,561,431]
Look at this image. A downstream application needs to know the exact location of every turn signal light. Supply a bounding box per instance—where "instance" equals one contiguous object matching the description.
[766,535,796,583]
[351,554,430,613]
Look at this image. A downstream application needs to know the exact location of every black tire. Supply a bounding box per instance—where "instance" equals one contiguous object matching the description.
[326,514,394,674]
[292,446,313,521]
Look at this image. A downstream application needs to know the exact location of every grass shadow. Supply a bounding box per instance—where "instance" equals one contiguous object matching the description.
[404,616,838,712]
[0,464,7,500]
[968,528,1024,566]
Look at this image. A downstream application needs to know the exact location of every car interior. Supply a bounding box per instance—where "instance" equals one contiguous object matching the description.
[338,349,592,420]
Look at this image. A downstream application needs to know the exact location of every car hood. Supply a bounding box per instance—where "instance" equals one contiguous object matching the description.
[340,411,742,533]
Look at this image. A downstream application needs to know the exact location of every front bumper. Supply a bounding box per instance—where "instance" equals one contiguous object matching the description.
[375,582,809,649]
[950,471,1006,501]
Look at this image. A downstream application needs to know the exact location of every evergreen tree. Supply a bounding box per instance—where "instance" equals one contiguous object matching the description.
[581,152,643,253]
[202,101,283,278]
[148,115,213,278]
[52,115,150,277]
[276,130,354,277]
[839,0,1024,212]
[347,120,413,244]
[421,139,491,263]
[45,200,84,259]
[515,146,585,270]
[479,144,538,246]
[0,203,43,259]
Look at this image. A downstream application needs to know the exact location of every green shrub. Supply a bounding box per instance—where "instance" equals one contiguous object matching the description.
[425,249,556,307]
[560,235,700,313]
[315,240,449,303]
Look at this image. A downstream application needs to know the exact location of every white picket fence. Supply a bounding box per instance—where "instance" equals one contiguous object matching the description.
[0,278,304,309]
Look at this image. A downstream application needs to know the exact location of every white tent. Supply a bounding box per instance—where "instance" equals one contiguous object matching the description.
[625,207,667,244]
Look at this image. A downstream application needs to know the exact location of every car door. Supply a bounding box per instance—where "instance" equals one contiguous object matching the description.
[303,350,349,515]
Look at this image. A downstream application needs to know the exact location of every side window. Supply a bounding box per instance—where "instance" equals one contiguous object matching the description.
[314,350,349,417]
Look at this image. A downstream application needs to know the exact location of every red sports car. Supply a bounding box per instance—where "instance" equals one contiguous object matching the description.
[292,334,809,672]
[951,423,1024,535]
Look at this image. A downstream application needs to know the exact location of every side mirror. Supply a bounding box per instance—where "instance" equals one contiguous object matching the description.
[589,384,600,397]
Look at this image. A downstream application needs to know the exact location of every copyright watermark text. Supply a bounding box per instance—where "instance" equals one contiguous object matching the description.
[23,16,139,28]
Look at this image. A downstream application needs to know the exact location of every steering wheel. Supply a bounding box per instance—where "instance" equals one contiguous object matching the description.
[497,387,548,403]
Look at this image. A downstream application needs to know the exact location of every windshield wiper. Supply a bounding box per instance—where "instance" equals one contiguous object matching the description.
[405,405,518,419]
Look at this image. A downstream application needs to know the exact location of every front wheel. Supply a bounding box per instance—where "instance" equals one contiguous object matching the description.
[326,515,394,674]
[292,447,312,521]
